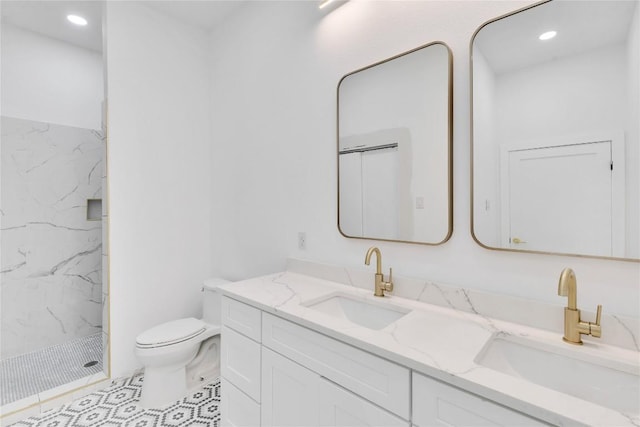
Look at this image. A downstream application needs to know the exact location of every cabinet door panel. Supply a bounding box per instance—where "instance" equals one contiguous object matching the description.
[262,347,319,427]
[319,379,409,427]
[221,378,260,427]
[222,326,262,402]
[412,373,548,426]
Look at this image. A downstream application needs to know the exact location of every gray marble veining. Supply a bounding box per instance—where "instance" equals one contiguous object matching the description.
[1,116,104,359]
[286,258,640,352]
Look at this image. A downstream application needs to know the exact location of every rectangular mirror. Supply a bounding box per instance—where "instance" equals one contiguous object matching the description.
[337,42,453,245]
[471,0,639,261]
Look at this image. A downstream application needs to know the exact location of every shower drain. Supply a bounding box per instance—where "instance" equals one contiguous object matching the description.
[84,361,98,368]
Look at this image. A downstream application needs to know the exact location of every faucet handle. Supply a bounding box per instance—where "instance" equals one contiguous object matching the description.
[590,304,603,338]
[384,268,394,293]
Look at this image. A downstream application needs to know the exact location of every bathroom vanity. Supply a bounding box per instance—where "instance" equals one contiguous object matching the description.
[218,269,639,427]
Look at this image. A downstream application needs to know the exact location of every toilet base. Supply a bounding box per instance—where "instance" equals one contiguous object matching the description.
[140,364,189,409]
[186,336,220,389]
[138,335,221,408]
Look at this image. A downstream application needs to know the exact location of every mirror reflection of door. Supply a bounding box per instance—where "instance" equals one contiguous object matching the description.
[501,136,624,257]
[471,0,639,260]
[337,42,452,245]
[339,146,399,240]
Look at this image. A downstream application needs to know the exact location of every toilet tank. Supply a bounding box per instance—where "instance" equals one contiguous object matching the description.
[202,277,230,326]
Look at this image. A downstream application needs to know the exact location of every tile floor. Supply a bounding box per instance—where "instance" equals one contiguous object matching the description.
[1,334,103,405]
[5,375,220,427]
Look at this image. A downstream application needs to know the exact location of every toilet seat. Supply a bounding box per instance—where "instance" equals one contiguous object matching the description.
[136,317,206,348]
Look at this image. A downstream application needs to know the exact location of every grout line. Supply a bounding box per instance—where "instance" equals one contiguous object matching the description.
[1,334,103,406]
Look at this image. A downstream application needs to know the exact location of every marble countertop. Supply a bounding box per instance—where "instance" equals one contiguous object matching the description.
[216,271,640,427]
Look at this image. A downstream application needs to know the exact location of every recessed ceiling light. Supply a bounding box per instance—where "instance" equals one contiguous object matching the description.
[539,30,557,41]
[319,0,334,9]
[319,0,348,12]
[67,14,88,26]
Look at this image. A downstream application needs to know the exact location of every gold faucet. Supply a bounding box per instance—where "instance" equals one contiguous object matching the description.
[364,247,393,297]
[557,268,602,345]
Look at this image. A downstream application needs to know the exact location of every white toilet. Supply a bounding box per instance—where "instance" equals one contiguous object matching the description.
[135,278,228,408]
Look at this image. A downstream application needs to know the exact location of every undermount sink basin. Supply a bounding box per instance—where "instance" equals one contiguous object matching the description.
[475,335,640,415]
[304,293,411,330]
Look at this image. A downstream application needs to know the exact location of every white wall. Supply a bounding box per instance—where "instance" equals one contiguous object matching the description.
[208,0,639,323]
[471,47,499,247]
[1,23,103,130]
[495,45,626,144]
[105,2,212,377]
[626,3,640,259]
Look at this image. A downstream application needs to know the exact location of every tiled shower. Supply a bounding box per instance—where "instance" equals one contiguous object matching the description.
[0,116,107,405]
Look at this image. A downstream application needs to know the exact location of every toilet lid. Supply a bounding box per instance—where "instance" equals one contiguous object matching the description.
[136,317,206,348]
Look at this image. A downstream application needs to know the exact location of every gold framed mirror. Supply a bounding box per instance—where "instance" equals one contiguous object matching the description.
[337,42,453,245]
[471,0,639,261]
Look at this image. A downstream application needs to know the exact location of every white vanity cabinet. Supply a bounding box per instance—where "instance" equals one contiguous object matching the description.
[412,373,548,427]
[221,296,547,427]
[318,378,409,427]
[261,345,409,427]
[261,312,410,420]
[220,297,262,427]
[261,346,319,426]
[221,378,261,427]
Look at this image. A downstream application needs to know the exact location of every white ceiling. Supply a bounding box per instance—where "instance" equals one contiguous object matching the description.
[148,0,246,32]
[1,1,105,52]
[5,0,634,69]
[474,0,638,75]
[0,0,247,53]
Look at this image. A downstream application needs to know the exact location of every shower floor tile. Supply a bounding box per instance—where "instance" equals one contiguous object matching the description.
[6,375,220,427]
[1,333,103,405]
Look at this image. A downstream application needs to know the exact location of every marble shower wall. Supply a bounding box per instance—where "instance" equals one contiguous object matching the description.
[1,116,104,359]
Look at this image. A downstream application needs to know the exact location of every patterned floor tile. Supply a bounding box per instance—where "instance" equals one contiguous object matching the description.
[73,405,114,426]
[122,412,163,427]
[65,392,105,413]
[110,402,144,421]
[7,375,220,427]
[161,405,196,427]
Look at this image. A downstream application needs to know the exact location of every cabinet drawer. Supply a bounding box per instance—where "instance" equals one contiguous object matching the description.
[319,378,410,427]
[221,378,260,427]
[412,372,548,426]
[222,297,261,342]
[262,313,410,419]
[221,326,261,402]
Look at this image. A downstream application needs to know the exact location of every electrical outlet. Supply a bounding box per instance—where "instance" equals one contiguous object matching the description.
[298,232,306,250]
